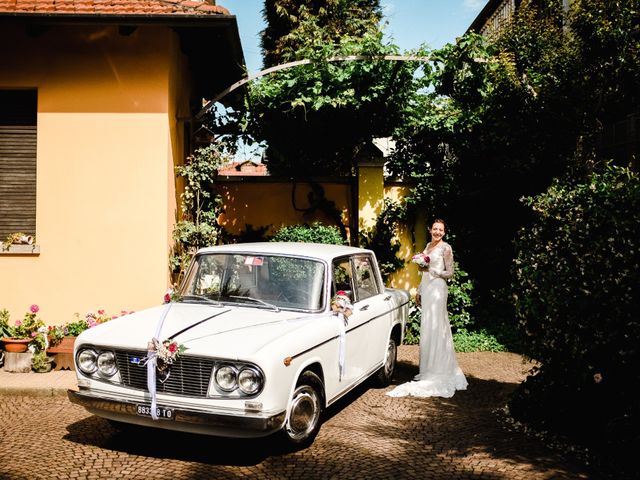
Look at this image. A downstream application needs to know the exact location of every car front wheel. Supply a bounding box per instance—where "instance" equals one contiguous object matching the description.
[281,370,324,448]
[374,337,397,387]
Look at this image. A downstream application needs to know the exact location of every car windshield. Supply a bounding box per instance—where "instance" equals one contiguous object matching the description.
[181,253,326,311]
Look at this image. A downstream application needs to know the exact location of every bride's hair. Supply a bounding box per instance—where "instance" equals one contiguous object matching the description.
[431,218,447,230]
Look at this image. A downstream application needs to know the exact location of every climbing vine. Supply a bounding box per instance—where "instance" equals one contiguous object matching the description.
[170,144,228,284]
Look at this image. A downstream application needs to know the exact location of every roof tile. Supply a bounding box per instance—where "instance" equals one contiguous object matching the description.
[0,0,231,15]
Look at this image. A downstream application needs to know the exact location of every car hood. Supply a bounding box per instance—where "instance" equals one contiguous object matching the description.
[77,303,322,358]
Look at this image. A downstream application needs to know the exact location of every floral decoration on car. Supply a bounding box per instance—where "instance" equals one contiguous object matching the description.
[147,337,187,372]
[331,291,353,319]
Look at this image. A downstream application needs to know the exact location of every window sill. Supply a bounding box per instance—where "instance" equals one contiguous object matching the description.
[0,244,40,255]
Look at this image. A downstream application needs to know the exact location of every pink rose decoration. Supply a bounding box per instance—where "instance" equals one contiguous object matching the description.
[30,304,39,313]
[15,320,22,326]
[97,309,105,315]
[168,343,178,353]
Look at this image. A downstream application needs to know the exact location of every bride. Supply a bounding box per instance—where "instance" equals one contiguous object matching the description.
[387,218,468,398]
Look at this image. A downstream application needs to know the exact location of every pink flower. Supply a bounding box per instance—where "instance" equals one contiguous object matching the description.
[164,293,171,303]
[97,309,105,315]
[30,304,39,313]
[15,320,22,326]
[31,332,37,337]
[336,290,347,297]
[112,315,118,319]
[168,342,178,353]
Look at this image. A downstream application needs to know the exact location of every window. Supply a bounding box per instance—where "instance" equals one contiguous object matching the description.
[332,255,381,303]
[353,255,380,301]
[332,257,354,302]
[0,90,37,240]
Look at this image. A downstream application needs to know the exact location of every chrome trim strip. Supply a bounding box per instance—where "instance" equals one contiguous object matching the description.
[290,299,409,360]
[290,335,339,361]
[326,362,383,406]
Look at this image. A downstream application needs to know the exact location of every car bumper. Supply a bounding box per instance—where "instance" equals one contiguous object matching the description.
[68,389,286,438]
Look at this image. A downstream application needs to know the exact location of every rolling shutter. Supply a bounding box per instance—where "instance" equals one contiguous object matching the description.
[0,90,37,240]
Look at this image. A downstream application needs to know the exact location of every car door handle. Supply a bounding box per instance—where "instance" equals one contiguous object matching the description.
[359,305,369,311]
[383,295,392,301]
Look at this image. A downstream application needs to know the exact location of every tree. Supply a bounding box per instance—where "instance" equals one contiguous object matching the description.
[260,0,381,68]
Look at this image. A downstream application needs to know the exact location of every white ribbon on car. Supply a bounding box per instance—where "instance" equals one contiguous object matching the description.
[145,302,172,420]
[336,313,347,381]
[141,304,231,421]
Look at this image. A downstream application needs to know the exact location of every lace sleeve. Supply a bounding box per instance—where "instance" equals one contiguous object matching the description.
[432,244,454,280]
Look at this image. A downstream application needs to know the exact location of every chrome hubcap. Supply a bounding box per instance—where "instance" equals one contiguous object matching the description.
[384,340,396,376]
[287,386,320,440]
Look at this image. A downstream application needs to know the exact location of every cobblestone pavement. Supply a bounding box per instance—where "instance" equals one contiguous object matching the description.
[0,347,605,479]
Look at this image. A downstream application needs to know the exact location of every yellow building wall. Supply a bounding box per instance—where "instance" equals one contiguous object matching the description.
[358,164,385,230]
[385,185,427,295]
[218,181,352,236]
[0,25,183,324]
[217,174,425,295]
[357,161,425,294]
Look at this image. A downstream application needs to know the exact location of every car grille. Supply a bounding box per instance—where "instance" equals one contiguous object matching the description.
[114,349,215,398]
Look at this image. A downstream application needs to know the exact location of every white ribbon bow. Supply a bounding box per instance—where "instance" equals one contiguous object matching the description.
[146,302,172,420]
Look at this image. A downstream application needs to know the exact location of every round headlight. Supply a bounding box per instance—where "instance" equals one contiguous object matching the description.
[237,367,263,395]
[215,365,237,391]
[77,349,98,374]
[97,351,118,377]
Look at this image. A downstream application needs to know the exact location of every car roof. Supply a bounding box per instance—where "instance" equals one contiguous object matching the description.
[197,242,373,262]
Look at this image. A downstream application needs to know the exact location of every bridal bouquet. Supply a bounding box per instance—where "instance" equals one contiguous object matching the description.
[411,253,430,268]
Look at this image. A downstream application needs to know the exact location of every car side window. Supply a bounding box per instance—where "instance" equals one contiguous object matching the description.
[332,258,354,302]
[354,255,379,301]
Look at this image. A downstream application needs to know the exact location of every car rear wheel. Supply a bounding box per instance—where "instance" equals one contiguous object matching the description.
[281,370,324,448]
[374,337,397,387]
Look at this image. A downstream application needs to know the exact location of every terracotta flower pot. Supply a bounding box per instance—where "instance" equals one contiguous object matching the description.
[1,338,32,353]
[47,336,77,371]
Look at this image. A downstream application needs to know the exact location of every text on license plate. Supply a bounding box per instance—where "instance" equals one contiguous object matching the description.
[136,404,175,420]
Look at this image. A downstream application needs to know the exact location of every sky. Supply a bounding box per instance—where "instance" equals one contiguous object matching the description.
[220,0,489,75]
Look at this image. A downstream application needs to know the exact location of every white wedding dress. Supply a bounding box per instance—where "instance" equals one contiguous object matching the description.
[387,242,468,398]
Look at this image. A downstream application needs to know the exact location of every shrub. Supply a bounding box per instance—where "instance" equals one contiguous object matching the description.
[452,329,507,353]
[403,261,478,349]
[509,164,640,470]
[270,222,345,245]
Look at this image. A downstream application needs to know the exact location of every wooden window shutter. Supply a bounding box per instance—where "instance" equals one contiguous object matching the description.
[0,90,37,240]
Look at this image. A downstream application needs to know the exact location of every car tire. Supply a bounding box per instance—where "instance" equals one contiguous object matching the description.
[279,370,324,449]
[373,336,397,387]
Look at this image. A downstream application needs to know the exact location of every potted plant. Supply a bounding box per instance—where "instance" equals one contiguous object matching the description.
[47,309,127,370]
[0,305,44,353]
[31,350,54,373]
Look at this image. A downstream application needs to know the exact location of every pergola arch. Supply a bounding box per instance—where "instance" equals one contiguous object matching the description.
[195,55,431,120]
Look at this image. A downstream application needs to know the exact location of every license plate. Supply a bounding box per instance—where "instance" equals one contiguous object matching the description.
[136,404,175,420]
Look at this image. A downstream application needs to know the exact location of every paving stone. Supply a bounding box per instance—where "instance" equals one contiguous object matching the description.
[0,347,608,479]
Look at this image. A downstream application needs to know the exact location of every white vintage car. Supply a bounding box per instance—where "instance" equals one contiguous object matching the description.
[68,242,410,447]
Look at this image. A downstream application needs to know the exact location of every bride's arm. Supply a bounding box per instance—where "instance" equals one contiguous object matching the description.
[430,244,454,280]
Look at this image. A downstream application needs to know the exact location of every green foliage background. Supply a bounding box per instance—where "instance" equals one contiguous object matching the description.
[509,165,639,468]
[270,222,346,245]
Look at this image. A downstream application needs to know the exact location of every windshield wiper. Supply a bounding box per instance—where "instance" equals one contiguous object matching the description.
[177,295,224,307]
[229,295,280,312]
